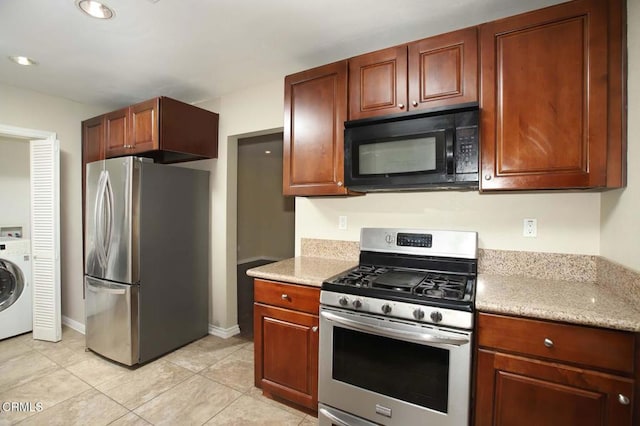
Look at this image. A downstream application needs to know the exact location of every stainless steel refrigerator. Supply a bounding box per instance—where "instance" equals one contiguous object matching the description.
[85,156,209,365]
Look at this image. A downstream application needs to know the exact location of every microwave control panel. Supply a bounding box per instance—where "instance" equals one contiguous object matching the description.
[455,126,478,174]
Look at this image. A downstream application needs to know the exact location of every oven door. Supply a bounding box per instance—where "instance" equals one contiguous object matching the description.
[319,306,472,426]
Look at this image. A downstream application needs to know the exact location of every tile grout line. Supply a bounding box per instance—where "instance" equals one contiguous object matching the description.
[2,332,311,425]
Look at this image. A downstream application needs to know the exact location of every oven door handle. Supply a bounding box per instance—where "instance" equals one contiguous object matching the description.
[321,310,469,346]
[318,407,352,426]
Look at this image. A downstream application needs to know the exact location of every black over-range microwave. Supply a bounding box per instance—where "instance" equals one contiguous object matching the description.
[344,103,479,191]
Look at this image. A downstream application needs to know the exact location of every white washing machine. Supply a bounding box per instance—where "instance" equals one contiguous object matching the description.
[0,238,32,340]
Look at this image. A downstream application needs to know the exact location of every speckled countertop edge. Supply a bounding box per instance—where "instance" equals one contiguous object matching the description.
[476,274,640,332]
[246,256,357,287]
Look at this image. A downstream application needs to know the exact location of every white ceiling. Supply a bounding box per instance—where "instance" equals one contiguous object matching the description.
[0,0,566,110]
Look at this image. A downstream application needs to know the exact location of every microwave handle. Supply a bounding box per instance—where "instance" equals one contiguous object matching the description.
[445,128,455,175]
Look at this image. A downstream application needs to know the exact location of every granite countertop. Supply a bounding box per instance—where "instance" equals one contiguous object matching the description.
[246,257,357,287]
[477,274,640,332]
[246,254,640,332]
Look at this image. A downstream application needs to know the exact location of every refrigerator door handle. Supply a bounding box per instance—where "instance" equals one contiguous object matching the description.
[86,281,126,295]
[103,171,115,261]
[94,170,108,269]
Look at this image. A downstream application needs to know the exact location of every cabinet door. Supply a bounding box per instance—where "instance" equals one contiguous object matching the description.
[408,27,477,111]
[105,107,129,158]
[129,98,159,154]
[254,303,319,410]
[479,0,609,190]
[82,116,105,165]
[475,349,634,426]
[348,46,407,120]
[283,61,350,196]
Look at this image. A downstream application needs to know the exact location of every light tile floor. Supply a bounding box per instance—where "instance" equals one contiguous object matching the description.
[0,327,318,425]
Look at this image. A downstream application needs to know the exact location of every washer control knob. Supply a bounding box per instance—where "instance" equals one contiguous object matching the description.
[413,309,425,320]
[381,304,392,315]
[338,296,349,306]
[352,299,362,309]
[430,311,443,323]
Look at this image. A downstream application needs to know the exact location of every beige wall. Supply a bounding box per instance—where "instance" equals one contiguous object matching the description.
[0,83,108,326]
[296,191,601,254]
[601,0,640,272]
[0,136,30,238]
[193,80,284,331]
[237,134,295,263]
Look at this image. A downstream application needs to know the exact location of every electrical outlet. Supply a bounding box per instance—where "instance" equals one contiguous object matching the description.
[523,218,537,237]
[338,215,347,230]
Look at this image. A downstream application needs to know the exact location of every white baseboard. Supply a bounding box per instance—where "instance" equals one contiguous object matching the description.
[62,315,85,335]
[208,324,241,338]
[61,317,239,340]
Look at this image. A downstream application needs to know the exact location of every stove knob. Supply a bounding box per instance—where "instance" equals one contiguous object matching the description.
[338,296,349,307]
[413,309,425,320]
[352,299,362,309]
[381,304,392,315]
[430,311,443,323]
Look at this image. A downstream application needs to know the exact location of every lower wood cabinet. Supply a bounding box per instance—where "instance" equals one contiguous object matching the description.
[475,313,636,426]
[253,279,320,411]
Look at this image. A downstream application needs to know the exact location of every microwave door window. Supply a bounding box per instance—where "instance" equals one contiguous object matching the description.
[358,136,437,176]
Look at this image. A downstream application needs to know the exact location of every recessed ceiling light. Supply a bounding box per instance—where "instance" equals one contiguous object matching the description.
[8,56,37,66]
[265,150,272,154]
[77,0,114,19]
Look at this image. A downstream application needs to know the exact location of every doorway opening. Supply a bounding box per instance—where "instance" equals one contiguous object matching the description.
[0,136,31,238]
[236,132,294,338]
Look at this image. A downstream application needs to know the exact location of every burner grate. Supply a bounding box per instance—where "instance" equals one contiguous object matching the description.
[329,266,471,301]
[413,274,467,300]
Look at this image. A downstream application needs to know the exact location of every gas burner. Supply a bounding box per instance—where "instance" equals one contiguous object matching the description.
[330,268,470,301]
[413,274,467,300]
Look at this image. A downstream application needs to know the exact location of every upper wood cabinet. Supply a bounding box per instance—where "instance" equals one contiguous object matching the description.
[82,115,106,165]
[87,96,219,164]
[283,60,353,196]
[479,0,626,190]
[348,27,478,120]
[105,107,129,158]
[105,99,160,158]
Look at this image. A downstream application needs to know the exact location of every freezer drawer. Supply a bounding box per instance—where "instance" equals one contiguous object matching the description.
[85,276,138,366]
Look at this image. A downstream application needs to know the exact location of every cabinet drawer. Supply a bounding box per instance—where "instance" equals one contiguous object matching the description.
[254,279,320,315]
[478,313,635,374]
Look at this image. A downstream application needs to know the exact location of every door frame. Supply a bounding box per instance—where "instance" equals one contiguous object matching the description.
[0,123,60,342]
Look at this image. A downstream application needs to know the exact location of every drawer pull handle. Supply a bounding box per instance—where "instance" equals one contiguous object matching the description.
[618,394,630,405]
[281,294,289,300]
[312,326,318,333]
[543,338,554,348]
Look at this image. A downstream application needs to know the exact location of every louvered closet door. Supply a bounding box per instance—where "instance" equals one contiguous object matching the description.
[30,139,61,342]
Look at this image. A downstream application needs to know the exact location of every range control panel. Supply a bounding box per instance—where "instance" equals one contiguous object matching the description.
[396,233,432,248]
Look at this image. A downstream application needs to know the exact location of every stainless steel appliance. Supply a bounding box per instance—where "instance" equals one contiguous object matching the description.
[85,156,209,365]
[344,103,479,191]
[319,228,477,426]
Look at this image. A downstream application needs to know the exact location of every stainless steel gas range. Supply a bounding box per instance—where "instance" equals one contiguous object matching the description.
[318,228,478,426]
